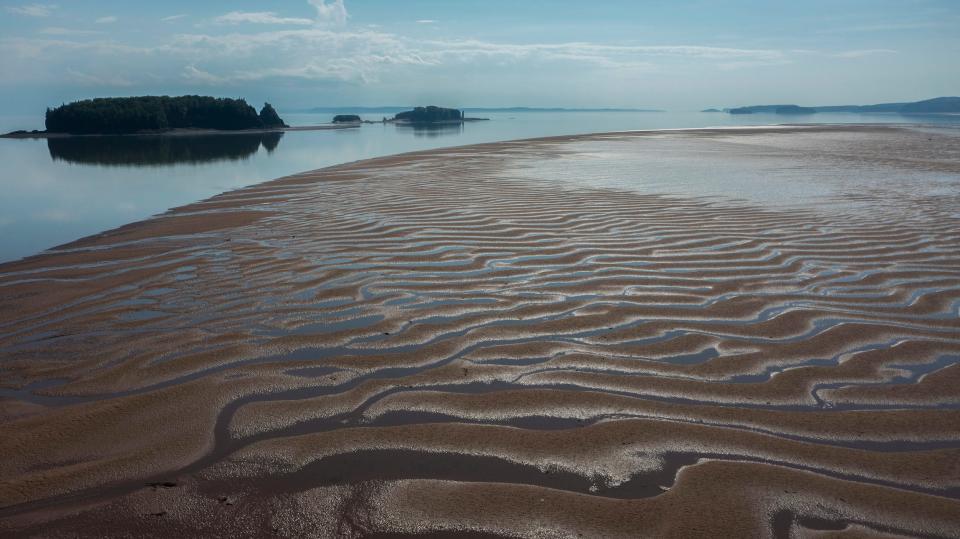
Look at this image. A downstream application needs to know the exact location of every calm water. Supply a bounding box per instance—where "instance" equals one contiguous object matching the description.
[1,110,959,263]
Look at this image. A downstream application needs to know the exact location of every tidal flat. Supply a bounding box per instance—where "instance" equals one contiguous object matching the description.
[1,125,959,537]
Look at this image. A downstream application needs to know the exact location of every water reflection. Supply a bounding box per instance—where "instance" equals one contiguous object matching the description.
[47,132,284,167]
[4,110,960,263]
[394,123,464,138]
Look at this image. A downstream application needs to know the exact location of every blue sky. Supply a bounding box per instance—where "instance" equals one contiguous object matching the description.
[1,0,958,112]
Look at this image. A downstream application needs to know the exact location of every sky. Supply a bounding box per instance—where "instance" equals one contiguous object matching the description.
[1,0,958,112]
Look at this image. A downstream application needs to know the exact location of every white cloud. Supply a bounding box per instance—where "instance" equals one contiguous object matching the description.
[95,16,118,24]
[1,26,793,89]
[34,209,73,222]
[39,27,102,36]
[214,11,314,26]
[66,68,133,86]
[158,31,789,85]
[308,0,347,25]
[834,49,898,59]
[15,12,894,94]
[820,22,941,33]
[182,65,225,84]
[161,14,186,22]
[416,20,437,24]
[6,3,55,17]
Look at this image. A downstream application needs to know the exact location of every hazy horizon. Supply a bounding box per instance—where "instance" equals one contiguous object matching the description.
[1,0,958,114]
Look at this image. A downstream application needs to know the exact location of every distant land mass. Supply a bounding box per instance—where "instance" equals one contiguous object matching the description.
[724,96,960,115]
[301,106,663,113]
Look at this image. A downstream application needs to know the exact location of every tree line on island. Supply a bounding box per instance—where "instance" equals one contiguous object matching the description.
[44,96,288,134]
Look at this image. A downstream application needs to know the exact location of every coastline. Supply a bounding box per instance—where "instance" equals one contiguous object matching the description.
[1,124,959,536]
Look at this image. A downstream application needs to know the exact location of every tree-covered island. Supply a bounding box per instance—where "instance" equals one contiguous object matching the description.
[393,106,465,123]
[42,96,288,135]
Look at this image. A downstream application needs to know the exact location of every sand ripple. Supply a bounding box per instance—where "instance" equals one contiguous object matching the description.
[1,125,959,537]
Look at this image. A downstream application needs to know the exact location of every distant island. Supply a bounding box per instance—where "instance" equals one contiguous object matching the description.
[303,106,663,114]
[722,96,960,115]
[328,106,490,126]
[394,106,466,124]
[332,114,362,124]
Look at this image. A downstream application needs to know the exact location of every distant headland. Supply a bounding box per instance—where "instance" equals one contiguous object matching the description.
[715,96,960,115]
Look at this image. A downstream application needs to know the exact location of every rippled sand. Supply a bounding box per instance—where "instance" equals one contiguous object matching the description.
[1,125,959,537]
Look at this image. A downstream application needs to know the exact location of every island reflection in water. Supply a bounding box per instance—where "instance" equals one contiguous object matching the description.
[47,132,284,167]
[394,123,464,138]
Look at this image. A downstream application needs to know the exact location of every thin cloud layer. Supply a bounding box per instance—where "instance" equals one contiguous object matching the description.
[0,23,854,91]
[0,0,953,109]
[214,12,314,26]
[5,3,55,17]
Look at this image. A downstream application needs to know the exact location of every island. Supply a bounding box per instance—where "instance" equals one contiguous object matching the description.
[722,96,960,115]
[700,108,722,113]
[332,114,362,124]
[40,96,287,134]
[1,96,362,138]
[392,106,487,124]
[394,106,465,124]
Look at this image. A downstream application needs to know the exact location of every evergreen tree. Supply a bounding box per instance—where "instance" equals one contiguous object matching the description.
[259,103,287,128]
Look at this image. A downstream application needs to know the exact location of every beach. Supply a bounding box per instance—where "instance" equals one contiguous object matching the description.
[1,125,959,537]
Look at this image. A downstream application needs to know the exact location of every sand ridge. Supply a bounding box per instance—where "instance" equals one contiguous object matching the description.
[0,125,959,537]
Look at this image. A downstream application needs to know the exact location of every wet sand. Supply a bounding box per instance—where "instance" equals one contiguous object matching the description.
[1,125,959,537]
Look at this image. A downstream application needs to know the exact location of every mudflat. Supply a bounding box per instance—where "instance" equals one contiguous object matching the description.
[1,125,959,537]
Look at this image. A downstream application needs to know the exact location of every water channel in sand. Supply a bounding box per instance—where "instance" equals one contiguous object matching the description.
[0,125,959,537]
